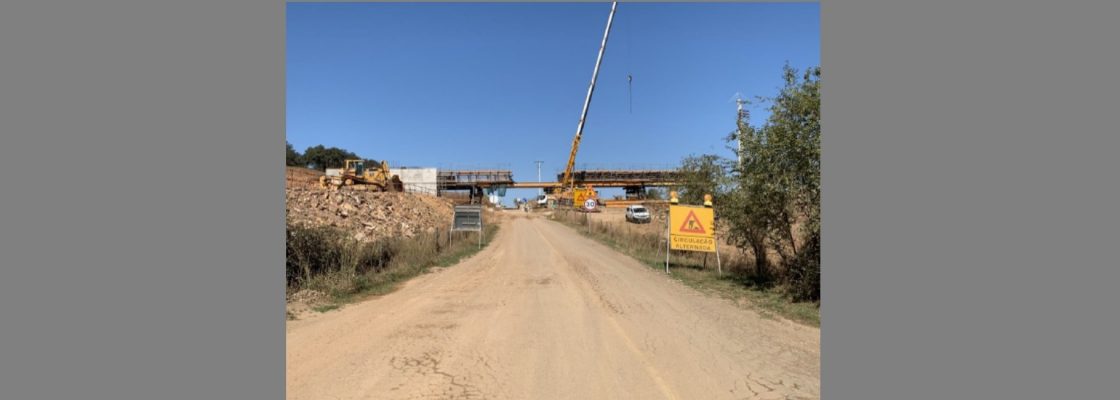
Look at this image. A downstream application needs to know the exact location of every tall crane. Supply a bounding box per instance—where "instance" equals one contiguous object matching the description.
[557,1,618,197]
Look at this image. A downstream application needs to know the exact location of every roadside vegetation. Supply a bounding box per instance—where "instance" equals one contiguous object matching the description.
[286,220,499,318]
[552,210,818,326]
[552,64,821,325]
[678,64,820,303]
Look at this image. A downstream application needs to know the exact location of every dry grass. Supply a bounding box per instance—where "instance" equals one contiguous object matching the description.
[287,220,499,315]
[552,209,819,326]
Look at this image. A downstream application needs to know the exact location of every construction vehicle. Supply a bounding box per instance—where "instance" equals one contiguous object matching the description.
[319,159,404,191]
[555,2,617,208]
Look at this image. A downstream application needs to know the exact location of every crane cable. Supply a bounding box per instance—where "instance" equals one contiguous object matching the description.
[626,8,633,114]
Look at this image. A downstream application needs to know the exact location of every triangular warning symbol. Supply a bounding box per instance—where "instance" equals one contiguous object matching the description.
[678,210,707,234]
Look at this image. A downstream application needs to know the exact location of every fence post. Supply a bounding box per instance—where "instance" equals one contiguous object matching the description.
[715,245,723,276]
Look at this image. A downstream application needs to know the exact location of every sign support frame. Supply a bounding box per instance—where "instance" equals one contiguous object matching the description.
[665,198,721,275]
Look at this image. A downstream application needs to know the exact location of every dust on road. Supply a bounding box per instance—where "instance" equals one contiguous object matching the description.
[287,214,819,400]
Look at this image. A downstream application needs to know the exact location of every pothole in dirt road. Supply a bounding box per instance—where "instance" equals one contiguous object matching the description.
[430,306,458,315]
[415,322,459,331]
[388,321,460,340]
[524,276,553,286]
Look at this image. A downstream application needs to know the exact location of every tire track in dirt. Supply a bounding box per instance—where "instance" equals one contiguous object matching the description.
[287,215,819,400]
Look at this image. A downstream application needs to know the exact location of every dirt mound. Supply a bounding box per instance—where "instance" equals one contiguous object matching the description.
[287,166,325,189]
[286,187,454,242]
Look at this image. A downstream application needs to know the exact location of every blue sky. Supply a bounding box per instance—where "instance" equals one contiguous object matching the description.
[287,2,819,205]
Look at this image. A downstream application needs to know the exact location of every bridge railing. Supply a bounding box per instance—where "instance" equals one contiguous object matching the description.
[555,169,684,183]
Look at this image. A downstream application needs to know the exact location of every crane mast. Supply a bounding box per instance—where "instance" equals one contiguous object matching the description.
[558,1,617,195]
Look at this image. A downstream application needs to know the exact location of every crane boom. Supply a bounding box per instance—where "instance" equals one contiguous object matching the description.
[559,1,617,193]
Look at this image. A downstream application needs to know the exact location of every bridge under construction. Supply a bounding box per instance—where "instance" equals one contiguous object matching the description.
[437,168,682,202]
[439,169,680,189]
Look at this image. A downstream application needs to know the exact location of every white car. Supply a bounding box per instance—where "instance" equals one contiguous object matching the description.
[625,205,651,223]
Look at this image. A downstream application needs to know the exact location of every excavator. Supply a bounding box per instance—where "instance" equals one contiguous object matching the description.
[319,159,404,192]
[555,1,617,210]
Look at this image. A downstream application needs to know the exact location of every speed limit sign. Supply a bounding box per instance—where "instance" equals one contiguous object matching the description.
[583,198,597,211]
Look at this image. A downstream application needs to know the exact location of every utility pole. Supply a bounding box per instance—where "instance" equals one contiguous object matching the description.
[736,98,748,169]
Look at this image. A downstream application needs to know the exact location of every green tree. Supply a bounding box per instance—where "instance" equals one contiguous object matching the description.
[286,141,303,166]
[722,117,777,278]
[769,64,820,301]
[724,63,820,301]
[302,145,360,171]
[675,154,732,206]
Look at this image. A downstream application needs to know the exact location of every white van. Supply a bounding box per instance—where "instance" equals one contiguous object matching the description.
[625,205,651,223]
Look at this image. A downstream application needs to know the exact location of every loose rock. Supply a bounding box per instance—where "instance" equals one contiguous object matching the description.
[286,187,454,243]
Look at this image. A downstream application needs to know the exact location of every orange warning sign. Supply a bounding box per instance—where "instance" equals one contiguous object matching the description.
[678,210,707,234]
[669,205,715,252]
[572,188,594,209]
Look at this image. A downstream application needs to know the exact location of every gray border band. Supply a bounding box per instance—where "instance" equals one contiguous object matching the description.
[3,1,1118,399]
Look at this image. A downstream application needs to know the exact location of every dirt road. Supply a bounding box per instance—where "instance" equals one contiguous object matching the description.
[287,215,820,400]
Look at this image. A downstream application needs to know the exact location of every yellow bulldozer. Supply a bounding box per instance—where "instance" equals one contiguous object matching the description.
[319,159,404,192]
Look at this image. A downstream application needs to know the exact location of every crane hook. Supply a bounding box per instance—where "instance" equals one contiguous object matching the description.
[628,74,633,114]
